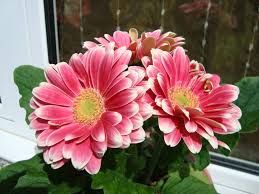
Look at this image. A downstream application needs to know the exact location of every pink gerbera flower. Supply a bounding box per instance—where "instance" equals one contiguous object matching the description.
[136,29,185,67]
[29,45,151,174]
[83,28,184,66]
[146,47,241,153]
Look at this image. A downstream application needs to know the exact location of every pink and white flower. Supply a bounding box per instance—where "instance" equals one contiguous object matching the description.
[83,28,184,66]
[29,45,151,174]
[146,47,241,153]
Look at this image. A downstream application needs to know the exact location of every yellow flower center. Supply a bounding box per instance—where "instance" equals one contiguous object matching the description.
[73,88,105,125]
[168,87,199,108]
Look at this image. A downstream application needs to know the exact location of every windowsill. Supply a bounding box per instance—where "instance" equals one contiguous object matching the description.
[0,129,258,194]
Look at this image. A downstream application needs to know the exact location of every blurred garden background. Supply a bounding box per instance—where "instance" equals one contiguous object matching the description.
[55,0,259,163]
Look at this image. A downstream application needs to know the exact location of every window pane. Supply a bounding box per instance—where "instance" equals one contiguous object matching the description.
[55,0,259,163]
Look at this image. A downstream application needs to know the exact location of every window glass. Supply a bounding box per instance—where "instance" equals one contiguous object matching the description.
[55,0,259,163]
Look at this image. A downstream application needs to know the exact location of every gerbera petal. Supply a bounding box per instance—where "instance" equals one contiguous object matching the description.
[101,111,122,126]
[149,29,161,39]
[32,82,73,106]
[116,116,133,135]
[46,123,81,146]
[121,135,131,148]
[148,78,165,97]
[43,149,51,164]
[51,159,66,169]
[30,117,49,130]
[91,140,107,158]
[48,141,64,162]
[114,48,132,67]
[91,121,105,142]
[182,133,202,154]
[113,31,131,47]
[106,89,138,109]
[97,47,114,91]
[95,37,109,46]
[164,129,181,147]
[112,102,139,118]
[85,154,102,175]
[146,65,160,79]
[131,113,144,129]
[208,136,218,149]
[45,65,74,96]
[48,117,73,126]
[201,85,239,106]
[37,128,55,147]
[141,56,151,68]
[28,112,37,121]
[83,41,97,49]
[104,34,114,42]
[57,62,82,95]
[129,127,145,144]
[106,125,123,148]
[62,141,75,159]
[105,77,132,99]
[160,51,175,79]
[196,128,210,139]
[196,121,214,136]
[161,99,174,115]
[173,47,189,85]
[151,49,168,77]
[128,66,146,85]
[158,117,176,133]
[196,117,227,132]
[138,101,153,120]
[89,46,105,88]
[35,105,73,120]
[71,139,93,170]
[157,73,168,96]
[142,37,156,56]
[185,120,198,133]
[69,53,89,87]
[218,140,230,150]
[65,126,90,141]
[30,98,39,109]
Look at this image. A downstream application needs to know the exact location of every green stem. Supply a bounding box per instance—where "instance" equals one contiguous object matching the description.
[145,135,164,184]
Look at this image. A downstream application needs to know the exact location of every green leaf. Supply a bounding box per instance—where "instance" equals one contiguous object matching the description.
[125,146,146,179]
[216,133,240,156]
[0,154,46,193]
[189,169,211,185]
[14,174,50,189]
[162,172,217,194]
[193,147,210,170]
[162,174,181,192]
[0,154,92,194]
[14,65,45,123]
[92,170,154,194]
[166,143,190,179]
[235,77,259,133]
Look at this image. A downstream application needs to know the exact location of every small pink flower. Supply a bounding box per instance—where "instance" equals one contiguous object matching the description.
[29,45,151,174]
[136,30,185,67]
[146,47,241,153]
[83,28,184,66]
[83,30,135,53]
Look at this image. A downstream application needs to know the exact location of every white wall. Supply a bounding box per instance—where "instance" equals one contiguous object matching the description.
[0,0,48,161]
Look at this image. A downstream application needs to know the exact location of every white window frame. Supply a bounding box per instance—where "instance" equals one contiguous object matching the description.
[0,0,48,161]
[0,1,258,194]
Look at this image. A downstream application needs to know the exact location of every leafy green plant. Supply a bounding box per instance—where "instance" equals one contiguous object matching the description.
[1,67,259,193]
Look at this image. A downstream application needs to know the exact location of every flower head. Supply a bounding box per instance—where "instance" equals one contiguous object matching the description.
[136,29,185,67]
[146,47,241,153]
[29,45,151,174]
[83,28,184,66]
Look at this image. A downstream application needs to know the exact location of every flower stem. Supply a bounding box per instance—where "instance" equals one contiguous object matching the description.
[145,134,164,184]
